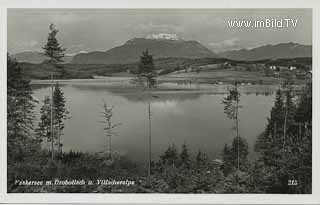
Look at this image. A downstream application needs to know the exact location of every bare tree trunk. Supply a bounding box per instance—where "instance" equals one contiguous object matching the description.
[299,123,302,139]
[234,82,240,190]
[283,109,288,149]
[108,120,112,159]
[147,84,152,187]
[109,132,112,159]
[50,73,54,160]
[147,99,151,187]
[58,123,61,153]
[235,83,240,172]
[274,123,277,138]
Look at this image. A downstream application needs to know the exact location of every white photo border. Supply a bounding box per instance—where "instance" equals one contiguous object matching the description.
[1,0,320,204]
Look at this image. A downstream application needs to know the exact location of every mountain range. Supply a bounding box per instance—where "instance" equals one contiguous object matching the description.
[12,34,312,64]
[71,37,216,64]
[219,42,311,61]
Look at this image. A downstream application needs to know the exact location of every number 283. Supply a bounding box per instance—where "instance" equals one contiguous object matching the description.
[288,180,298,186]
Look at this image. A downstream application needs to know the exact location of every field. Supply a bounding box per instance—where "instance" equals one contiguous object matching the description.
[159,69,309,85]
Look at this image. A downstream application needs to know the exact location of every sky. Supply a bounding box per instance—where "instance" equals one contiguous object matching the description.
[7,9,312,54]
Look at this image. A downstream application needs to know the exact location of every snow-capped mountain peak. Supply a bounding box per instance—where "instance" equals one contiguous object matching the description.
[145,33,182,41]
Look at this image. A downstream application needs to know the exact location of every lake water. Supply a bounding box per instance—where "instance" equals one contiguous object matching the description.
[32,80,278,162]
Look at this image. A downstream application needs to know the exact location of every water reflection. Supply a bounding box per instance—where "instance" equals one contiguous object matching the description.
[31,82,278,161]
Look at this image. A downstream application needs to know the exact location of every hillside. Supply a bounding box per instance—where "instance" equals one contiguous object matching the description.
[18,56,311,81]
[219,42,311,61]
[71,35,216,64]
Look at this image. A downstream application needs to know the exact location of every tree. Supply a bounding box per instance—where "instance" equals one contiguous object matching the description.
[282,81,312,193]
[137,49,157,88]
[42,23,66,160]
[100,100,121,160]
[36,83,69,158]
[180,142,191,169]
[254,87,286,192]
[222,81,242,171]
[282,79,296,148]
[222,144,232,175]
[7,54,38,162]
[254,80,312,193]
[36,96,52,144]
[256,78,296,164]
[222,137,249,176]
[136,49,157,186]
[43,24,66,64]
[266,89,285,137]
[294,81,311,124]
[160,144,179,166]
[222,81,249,190]
[196,149,208,168]
[255,88,284,167]
[53,82,69,153]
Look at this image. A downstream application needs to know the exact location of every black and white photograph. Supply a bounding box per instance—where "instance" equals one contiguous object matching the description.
[3,4,318,201]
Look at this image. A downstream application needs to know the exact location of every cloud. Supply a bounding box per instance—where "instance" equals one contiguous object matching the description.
[68,43,87,50]
[152,100,184,115]
[29,40,39,47]
[8,9,311,54]
[10,40,41,53]
[209,38,241,52]
[209,38,258,53]
[123,22,184,36]
[47,11,91,25]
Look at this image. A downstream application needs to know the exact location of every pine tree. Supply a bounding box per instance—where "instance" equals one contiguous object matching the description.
[42,23,66,160]
[53,82,69,153]
[295,81,311,124]
[43,24,66,64]
[222,81,242,171]
[43,23,67,79]
[160,144,179,166]
[254,88,285,192]
[283,81,312,193]
[222,137,249,175]
[255,89,285,167]
[137,49,157,186]
[266,89,285,138]
[7,54,37,162]
[230,136,249,169]
[282,80,296,148]
[196,149,208,168]
[180,142,191,169]
[36,96,52,145]
[222,81,248,190]
[256,78,296,165]
[222,144,232,175]
[137,49,157,88]
[254,80,312,193]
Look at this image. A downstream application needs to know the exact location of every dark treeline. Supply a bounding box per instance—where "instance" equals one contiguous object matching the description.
[18,56,311,80]
[254,80,312,193]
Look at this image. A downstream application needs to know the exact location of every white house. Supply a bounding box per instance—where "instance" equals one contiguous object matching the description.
[269,65,277,70]
[289,66,297,71]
